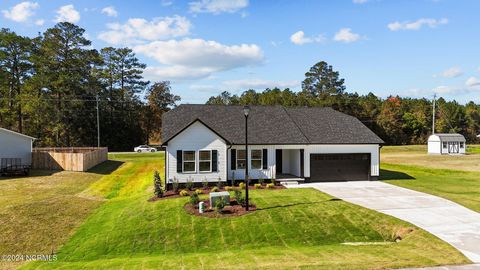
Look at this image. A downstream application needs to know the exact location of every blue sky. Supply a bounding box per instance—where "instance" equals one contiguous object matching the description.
[2,0,480,104]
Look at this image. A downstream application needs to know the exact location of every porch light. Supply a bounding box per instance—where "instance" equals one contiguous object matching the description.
[243,105,250,117]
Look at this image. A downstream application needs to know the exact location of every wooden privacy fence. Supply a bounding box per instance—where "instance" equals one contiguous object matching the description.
[32,147,108,172]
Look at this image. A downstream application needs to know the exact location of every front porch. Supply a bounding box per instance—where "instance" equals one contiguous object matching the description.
[275,148,305,183]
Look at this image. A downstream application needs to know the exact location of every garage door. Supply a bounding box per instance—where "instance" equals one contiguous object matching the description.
[310,153,370,182]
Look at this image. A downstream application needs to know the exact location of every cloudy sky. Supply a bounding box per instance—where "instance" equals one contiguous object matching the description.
[2,0,480,103]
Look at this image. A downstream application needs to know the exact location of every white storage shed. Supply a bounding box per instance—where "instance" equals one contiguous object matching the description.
[0,128,36,168]
[427,133,466,155]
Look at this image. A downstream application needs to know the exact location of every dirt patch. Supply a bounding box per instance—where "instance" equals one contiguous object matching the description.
[184,199,256,218]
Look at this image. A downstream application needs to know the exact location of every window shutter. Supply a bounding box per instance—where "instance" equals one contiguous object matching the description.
[177,150,183,173]
[262,149,268,170]
[212,150,218,172]
[231,149,236,170]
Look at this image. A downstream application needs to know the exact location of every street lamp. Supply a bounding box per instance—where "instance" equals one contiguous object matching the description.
[243,105,250,211]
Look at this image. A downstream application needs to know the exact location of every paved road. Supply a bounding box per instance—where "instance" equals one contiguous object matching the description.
[287,181,480,263]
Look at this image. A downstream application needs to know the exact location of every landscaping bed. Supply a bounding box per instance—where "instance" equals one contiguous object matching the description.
[184,199,257,217]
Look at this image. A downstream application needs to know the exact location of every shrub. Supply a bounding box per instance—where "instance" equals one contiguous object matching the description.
[202,177,209,189]
[239,182,245,189]
[216,177,223,189]
[190,192,199,205]
[186,177,194,190]
[195,189,203,195]
[259,178,264,186]
[266,183,275,189]
[179,189,189,196]
[254,183,262,189]
[172,177,179,193]
[211,186,219,192]
[225,186,234,191]
[153,171,164,197]
[271,179,276,186]
[214,197,227,211]
[234,190,245,205]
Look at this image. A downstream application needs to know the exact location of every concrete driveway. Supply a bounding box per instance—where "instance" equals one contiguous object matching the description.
[287,181,480,263]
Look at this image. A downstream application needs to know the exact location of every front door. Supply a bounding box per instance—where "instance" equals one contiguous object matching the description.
[276,149,282,173]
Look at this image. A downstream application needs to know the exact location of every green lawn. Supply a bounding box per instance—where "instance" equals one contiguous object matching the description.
[21,153,468,270]
[381,146,480,213]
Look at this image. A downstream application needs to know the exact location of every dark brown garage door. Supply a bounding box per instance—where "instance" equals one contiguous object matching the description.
[310,153,370,182]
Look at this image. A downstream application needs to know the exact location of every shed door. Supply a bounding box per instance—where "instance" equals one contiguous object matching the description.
[310,153,370,182]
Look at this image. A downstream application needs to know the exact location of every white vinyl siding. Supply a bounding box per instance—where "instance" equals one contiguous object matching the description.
[0,129,34,166]
[166,121,227,183]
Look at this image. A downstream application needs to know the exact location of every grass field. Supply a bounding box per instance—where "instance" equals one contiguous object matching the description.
[19,153,468,270]
[381,145,480,212]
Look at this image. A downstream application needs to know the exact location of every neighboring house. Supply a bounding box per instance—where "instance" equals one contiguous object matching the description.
[0,128,36,168]
[161,105,384,185]
[428,133,466,155]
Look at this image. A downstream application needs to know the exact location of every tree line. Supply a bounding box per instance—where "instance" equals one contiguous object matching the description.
[0,23,179,151]
[207,61,480,145]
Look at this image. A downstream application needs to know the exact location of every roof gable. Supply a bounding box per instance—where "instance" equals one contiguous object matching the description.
[162,105,384,145]
[0,128,36,140]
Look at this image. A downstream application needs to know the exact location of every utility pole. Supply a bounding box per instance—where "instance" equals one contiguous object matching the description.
[432,93,436,135]
[96,93,100,147]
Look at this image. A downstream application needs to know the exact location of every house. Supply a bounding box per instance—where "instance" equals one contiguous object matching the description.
[161,105,384,185]
[427,133,466,155]
[0,128,36,169]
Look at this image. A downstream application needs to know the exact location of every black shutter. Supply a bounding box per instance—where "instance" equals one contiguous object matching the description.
[262,149,268,170]
[212,150,218,172]
[177,150,182,173]
[231,149,236,170]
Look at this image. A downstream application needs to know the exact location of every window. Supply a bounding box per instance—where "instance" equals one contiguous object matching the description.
[183,151,196,172]
[442,142,447,148]
[236,150,246,169]
[251,149,262,169]
[460,142,465,148]
[199,150,212,172]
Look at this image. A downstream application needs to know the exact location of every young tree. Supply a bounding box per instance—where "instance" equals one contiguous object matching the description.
[153,170,164,198]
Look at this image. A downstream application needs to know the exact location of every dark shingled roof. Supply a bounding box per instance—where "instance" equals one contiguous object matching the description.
[162,104,384,145]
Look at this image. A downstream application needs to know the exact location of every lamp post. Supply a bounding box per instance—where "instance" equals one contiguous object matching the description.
[243,105,250,211]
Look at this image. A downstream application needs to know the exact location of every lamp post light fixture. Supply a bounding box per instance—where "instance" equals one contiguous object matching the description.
[243,105,250,211]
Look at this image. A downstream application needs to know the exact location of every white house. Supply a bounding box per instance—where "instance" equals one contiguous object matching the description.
[427,133,466,155]
[0,128,35,168]
[161,105,384,186]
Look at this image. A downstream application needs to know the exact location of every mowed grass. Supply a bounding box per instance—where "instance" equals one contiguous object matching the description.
[22,152,469,269]
[381,145,480,172]
[381,145,480,213]
[0,161,121,270]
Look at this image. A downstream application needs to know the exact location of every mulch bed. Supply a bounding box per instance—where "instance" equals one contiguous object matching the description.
[184,199,257,218]
[147,184,285,202]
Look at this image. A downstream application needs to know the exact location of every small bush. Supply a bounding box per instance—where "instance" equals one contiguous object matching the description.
[254,183,262,189]
[190,192,199,205]
[239,182,245,189]
[234,190,245,205]
[266,183,275,189]
[179,189,189,196]
[259,178,264,185]
[153,171,164,197]
[216,177,223,189]
[172,177,179,193]
[271,179,276,186]
[214,197,227,211]
[202,177,209,189]
[186,177,194,190]
[195,189,203,195]
[211,186,219,192]
[225,186,234,191]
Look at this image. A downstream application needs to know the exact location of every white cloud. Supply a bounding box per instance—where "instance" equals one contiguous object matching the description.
[162,0,174,6]
[55,4,80,23]
[290,31,325,45]
[98,16,191,45]
[333,28,361,43]
[189,0,248,14]
[436,66,463,78]
[353,0,369,3]
[189,84,219,93]
[222,79,299,90]
[35,19,44,26]
[466,77,480,87]
[136,38,263,81]
[388,18,448,31]
[101,6,118,17]
[2,1,39,22]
